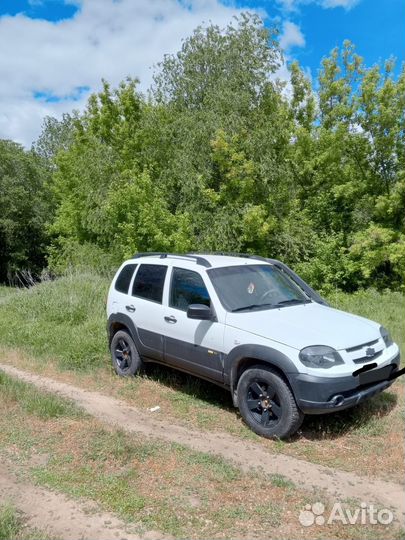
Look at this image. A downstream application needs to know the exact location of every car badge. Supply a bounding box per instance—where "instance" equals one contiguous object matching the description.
[365,347,375,357]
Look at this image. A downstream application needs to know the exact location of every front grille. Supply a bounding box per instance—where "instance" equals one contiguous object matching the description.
[346,339,379,353]
[353,350,383,364]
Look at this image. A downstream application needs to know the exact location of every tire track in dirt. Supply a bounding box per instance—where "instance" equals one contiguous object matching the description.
[1,363,404,526]
[0,459,167,540]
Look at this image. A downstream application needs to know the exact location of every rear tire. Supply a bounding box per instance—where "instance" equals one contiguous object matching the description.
[237,366,304,439]
[110,330,143,377]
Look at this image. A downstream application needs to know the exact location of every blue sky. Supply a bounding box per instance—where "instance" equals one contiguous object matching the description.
[0,0,403,145]
[235,0,404,76]
[0,0,78,21]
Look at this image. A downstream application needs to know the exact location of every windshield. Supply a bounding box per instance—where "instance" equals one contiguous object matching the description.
[208,264,310,312]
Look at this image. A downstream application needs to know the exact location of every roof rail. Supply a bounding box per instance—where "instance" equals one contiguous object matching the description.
[132,252,212,268]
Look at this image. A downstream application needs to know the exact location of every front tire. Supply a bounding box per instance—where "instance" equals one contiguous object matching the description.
[110,330,143,377]
[237,366,304,439]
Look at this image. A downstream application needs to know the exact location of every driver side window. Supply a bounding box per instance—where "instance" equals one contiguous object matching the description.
[170,267,211,311]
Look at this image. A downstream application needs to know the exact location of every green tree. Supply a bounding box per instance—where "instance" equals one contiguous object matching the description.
[0,140,50,281]
[153,12,281,116]
[148,13,302,257]
[47,80,191,272]
[32,113,77,166]
[290,44,405,291]
[44,20,405,292]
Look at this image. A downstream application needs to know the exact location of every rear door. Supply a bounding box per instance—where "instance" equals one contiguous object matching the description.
[128,263,168,361]
[163,267,225,383]
[108,262,138,316]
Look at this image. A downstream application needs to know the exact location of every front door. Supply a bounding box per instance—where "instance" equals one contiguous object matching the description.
[163,266,224,383]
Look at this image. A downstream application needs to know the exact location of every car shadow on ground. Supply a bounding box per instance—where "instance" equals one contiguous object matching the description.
[143,363,236,410]
[142,363,399,440]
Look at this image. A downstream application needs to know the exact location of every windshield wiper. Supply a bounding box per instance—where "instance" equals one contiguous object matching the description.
[231,298,311,313]
[231,303,274,313]
[273,299,310,308]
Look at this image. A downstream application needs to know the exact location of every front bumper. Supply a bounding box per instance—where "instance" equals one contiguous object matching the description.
[290,353,402,414]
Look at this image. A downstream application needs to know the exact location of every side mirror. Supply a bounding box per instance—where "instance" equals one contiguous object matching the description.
[187,304,213,320]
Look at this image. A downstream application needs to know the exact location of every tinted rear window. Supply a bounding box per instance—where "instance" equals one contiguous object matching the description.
[132,264,167,303]
[115,264,137,294]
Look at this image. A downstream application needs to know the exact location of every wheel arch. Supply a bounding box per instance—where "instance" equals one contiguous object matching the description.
[107,313,138,346]
[226,345,299,407]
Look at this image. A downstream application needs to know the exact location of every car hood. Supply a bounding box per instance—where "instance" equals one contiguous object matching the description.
[225,302,381,351]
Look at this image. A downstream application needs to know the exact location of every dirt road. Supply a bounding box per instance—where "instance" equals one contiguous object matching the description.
[0,457,167,540]
[1,362,403,528]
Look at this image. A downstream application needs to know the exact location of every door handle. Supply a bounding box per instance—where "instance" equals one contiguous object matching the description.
[125,305,136,313]
[164,315,177,324]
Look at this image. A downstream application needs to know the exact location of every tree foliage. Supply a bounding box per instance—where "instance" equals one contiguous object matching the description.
[1,14,404,291]
[0,140,51,281]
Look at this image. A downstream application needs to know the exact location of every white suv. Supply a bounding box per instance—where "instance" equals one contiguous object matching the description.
[107,253,402,438]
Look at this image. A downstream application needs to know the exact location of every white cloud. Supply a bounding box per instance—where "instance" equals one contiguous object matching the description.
[277,0,299,11]
[279,21,305,50]
[277,0,359,11]
[273,22,311,102]
[0,0,262,147]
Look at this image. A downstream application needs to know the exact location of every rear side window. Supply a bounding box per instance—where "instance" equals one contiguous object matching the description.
[170,267,210,311]
[132,264,167,303]
[115,264,137,294]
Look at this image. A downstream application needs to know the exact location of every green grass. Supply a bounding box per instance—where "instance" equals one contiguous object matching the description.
[0,273,109,370]
[0,274,402,372]
[0,376,292,538]
[0,275,403,479]
[269,474,295,489]
[33,465,147,519]
[0,371,83,419]
[0,504,53,540]
[182,448,241,481]
[84,428,163,464]
[0,286,18,299]
[23,422,290,537]
[0,505,22,540]
[328,288,404,363]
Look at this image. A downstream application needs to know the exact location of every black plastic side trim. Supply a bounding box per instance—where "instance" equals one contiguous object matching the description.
[389,365,405,381]
[107,313,138,346]
[108,314,224,381]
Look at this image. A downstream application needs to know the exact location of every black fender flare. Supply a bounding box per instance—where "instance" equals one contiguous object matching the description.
[225,344,299,403]
[107,313,140,348]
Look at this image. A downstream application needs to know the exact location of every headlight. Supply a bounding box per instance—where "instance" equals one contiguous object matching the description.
[299,345,344,369]
[380,326,393,348]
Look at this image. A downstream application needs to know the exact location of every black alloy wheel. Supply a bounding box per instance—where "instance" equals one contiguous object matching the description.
[237,366,304,439]
[110,330,142,377]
